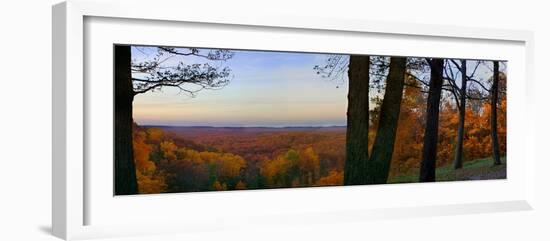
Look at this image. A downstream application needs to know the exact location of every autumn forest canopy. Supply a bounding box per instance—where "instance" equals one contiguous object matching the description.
[114,45,507,195]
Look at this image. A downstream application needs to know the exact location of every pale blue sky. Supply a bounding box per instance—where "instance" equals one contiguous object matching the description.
[130,46,505,127]
[131,47,349,127]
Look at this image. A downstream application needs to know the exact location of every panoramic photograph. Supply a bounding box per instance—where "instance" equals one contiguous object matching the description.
[113,45,507,195]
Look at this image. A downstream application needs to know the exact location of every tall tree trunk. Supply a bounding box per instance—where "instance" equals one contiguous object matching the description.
[365,57,406,184]
[491,61,502,165]
[419,58,444,182]
[344,55,370,185]
[453,60,467,169]
[114,45,138,195]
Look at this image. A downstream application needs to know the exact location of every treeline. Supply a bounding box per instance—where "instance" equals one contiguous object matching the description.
[384,84,506,176]
[134,126,245,193]
[133,93,506,194]
[323,56,507,184]
[132,127,347,193]
[131,57,507,193]
[169,128,346,178]
[114,46,507,194]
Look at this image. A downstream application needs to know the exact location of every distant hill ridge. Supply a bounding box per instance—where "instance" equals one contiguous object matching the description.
[142,125,347,129]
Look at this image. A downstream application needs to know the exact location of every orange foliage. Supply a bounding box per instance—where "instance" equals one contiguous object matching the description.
[133,129,167,194]
[146,128,164,143]
[261,147,323,188]
[136,171,167,194]
[388,86,426,175]
[235,181,247,190]
[129,74,506,192]
[387,82,507,177]
[316,170,343,186]
[212,181,227,191]
[133,130,155,173]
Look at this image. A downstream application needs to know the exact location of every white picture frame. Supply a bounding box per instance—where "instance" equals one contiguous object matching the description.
[52,0,536,240]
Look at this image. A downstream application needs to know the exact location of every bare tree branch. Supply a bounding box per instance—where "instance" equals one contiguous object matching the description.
[131,47,234,96]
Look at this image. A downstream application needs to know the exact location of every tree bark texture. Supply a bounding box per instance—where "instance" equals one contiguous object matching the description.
[491,61,502,165]
[365,57,406,184]
[453,60,467,169]
[114,45,138,195]
[419,58,444,182]
[344,55,371,185]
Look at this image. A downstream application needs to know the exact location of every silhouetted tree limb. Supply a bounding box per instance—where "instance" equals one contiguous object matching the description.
[114,45,234,195]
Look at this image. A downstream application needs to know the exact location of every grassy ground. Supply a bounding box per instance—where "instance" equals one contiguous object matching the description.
[388,156,507,184]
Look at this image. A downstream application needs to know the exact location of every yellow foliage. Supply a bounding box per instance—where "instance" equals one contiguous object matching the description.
[136,170,167,194]
[298,147,320,185]
[133,127,166,193]
[235,181,247,190]
[133,131,156,173]
[261,155,289,186]
[299,147,319,173]
[160,141,177,161]
[212,181,227,191]
[218,153,246,179]
[146,128,164,142]
[316,171,343,186]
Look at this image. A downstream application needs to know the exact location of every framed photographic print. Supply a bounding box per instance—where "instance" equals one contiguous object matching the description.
[115,45,508,195]
[52,0,535,240]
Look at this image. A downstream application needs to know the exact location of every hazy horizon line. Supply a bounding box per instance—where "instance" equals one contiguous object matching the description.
[139,124,347,129]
